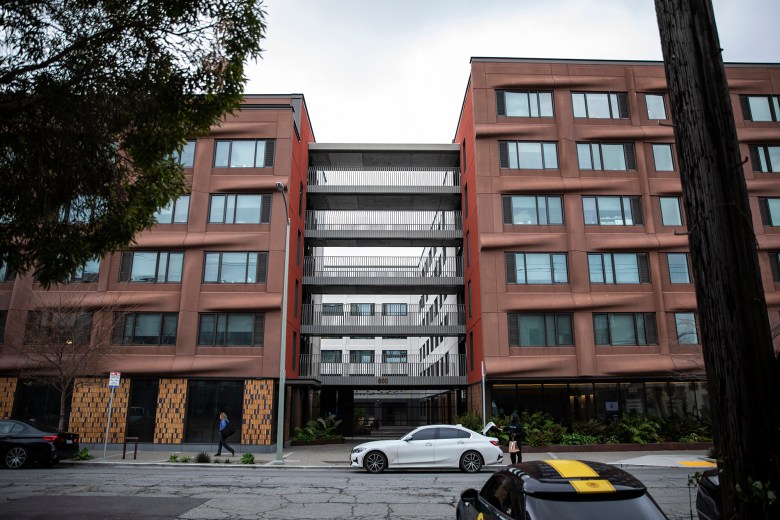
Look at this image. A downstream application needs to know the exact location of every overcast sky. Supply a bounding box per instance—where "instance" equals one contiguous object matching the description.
[245,0,780,144]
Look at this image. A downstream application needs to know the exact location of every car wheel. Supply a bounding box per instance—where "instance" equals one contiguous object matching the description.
[364,451,387,474]
[5,446,29,469]
[459,451,483,473]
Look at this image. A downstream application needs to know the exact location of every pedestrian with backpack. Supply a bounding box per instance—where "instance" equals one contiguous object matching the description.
[215,411,236,456]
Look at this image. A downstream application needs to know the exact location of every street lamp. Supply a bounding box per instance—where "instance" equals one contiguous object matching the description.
[274,181,291,465]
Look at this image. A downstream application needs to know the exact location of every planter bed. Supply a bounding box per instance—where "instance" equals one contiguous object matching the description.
[520,441,713,453]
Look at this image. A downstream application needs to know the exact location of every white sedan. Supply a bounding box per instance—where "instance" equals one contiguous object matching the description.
[350,423,503,474]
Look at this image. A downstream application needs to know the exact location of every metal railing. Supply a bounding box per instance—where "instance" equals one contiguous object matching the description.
[299,353,467,386]
[303,256,464,279]
[305,210,462,232]
[307,166,460,188]
[301,303,466,336]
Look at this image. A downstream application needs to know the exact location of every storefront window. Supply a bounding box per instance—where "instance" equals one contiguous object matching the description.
[568,384,596,421]
[543,384,569,420]
[491,384,517,417]
[13,381,68,428]
[594,383,621,421]
[126,379,159,442]
[185,380,244,443]
[622,382,647,415]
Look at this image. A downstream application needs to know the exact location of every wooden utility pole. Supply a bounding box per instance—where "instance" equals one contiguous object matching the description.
[654,1,780,518]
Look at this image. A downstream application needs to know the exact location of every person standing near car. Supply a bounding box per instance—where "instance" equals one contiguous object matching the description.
[215,412,236,457]
[506,412,526,464]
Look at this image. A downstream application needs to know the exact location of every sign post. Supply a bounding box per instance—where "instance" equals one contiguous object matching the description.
[103,372,121,459]
[481,361,486,428]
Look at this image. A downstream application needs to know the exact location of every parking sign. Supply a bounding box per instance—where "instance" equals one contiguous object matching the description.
[109,372,121,388]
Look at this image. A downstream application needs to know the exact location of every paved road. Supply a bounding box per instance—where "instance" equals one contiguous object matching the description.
[0,464,702,519]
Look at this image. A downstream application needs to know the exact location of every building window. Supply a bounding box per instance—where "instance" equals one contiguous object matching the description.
[119,251,183,283]
[0,310,6,344]
[652,144,675,171]
[759,198,780,226]
[469,331,474,371]
[770,253,780,282]
[674,312,699,344]
[582,196,643,226]
[464,184,469,218]
[645,94,667,120]
[750,145,780,173]
[503,195,564,225]
[660,197,683,226]
[499,141,559,169]
[468,280,472,318]
[296,232,301,266]
[173,141,196,167]
[214,139,275,168]
[577,142,636,170]
[740,95,780,122]
[294,281,299,318]
[154,195,190,224]
[350,350,374,363]
[466,231,471,267]
[112,312,177,345]
[497,90,554,117]
[321,350,342,363]
[198,313,264,346]
[588,253,650,284]
[508,313,573,346]
[322,303,344,316]
[298,182,304,217]
[203,252,267,283]
[382,350,407,363]
[505,252,568,284]
[350,303,374,316]
[667,253,691,284]
[208,194,272,224]
[383,303,407,316]
[572,92,629,119]
[593,313,658,345]
[69,257,101,283]
[0,257,14,282]
[26,311,93,345]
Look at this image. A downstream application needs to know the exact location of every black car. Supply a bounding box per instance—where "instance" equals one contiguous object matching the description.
[696,467,722,520]
[0,419,80,469]
[456,459,668,520]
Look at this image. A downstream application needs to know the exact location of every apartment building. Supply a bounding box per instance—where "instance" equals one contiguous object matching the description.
[1,58,778,448]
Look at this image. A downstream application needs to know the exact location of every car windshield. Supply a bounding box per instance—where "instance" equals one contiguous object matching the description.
[24,421,60,433]
[526,494,667,519]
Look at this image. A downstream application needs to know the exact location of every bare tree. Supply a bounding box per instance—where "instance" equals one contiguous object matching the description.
[8,287,127,430]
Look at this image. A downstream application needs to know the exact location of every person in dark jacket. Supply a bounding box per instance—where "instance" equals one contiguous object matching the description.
[506,412,526,464]
[215,412,236,456]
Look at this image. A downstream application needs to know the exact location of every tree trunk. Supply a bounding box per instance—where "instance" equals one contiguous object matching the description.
[654,1,780,518]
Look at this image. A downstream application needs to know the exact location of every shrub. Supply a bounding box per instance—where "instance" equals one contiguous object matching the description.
[353,408,372,435]
[293,414,345,443]
[168,454,179,462]
[616,413,660,444]
[521,411,566,446]
[570,419,610,441]
[454,412,483,432]
[72,447,93,460]
[195,451,211,463]
[240,453,255,464]
[179,455,191,463]
[560,432,601,445]
[658,415,712,442]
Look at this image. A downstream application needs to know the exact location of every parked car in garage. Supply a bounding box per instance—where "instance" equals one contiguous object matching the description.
[0,419,80,469]
[350,423,502,473]
[456,459,668,519]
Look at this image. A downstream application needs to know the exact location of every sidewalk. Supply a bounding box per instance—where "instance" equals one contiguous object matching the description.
[75,440,716,470]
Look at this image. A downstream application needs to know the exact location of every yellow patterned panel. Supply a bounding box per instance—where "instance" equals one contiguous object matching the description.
[0,377,18,419]
[153,378,187,444]
[242,379,275,446]
[68,377,131,443]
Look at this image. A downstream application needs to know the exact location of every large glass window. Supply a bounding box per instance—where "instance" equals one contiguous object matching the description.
[383,303,408,316]
[69,257,101,282]
[750,145,780,172]
[499,141,558,169]
[572,92,629,119]
[209,194,271,224]
[154,195,190,224]
[173,141,196,167]
[350,350,374,363]
[126,379,159,442]
[198,313,264,346]
[321,350,342,363]
[760,198,780,226]
[502,195,563,225]
[660,197,683,226]
[667,253,691,283]
[505,252,568,284]
[497,91,554,117]
[582,196,642,226]
[184,380,244,443]
[652,144,675,171]
[119,251,183,283]
[577,143,635,170]
[593,313,658,345]
[508,313,573,346]
[113,312,178,345]
[350,303,374,316]
[674,312,699,344]
[645,94,667,120]
[25,311,92,345]
[214,139,275,168]
[741,95,780,122]
[12,382,69,429]
[203,252,267,283]
[322,303,344,316]
[588,253,650,284]
[382,350,407,363]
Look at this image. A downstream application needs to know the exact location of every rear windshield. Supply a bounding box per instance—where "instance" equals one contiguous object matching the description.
[27,422,60,433]
[527,494,667,519]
